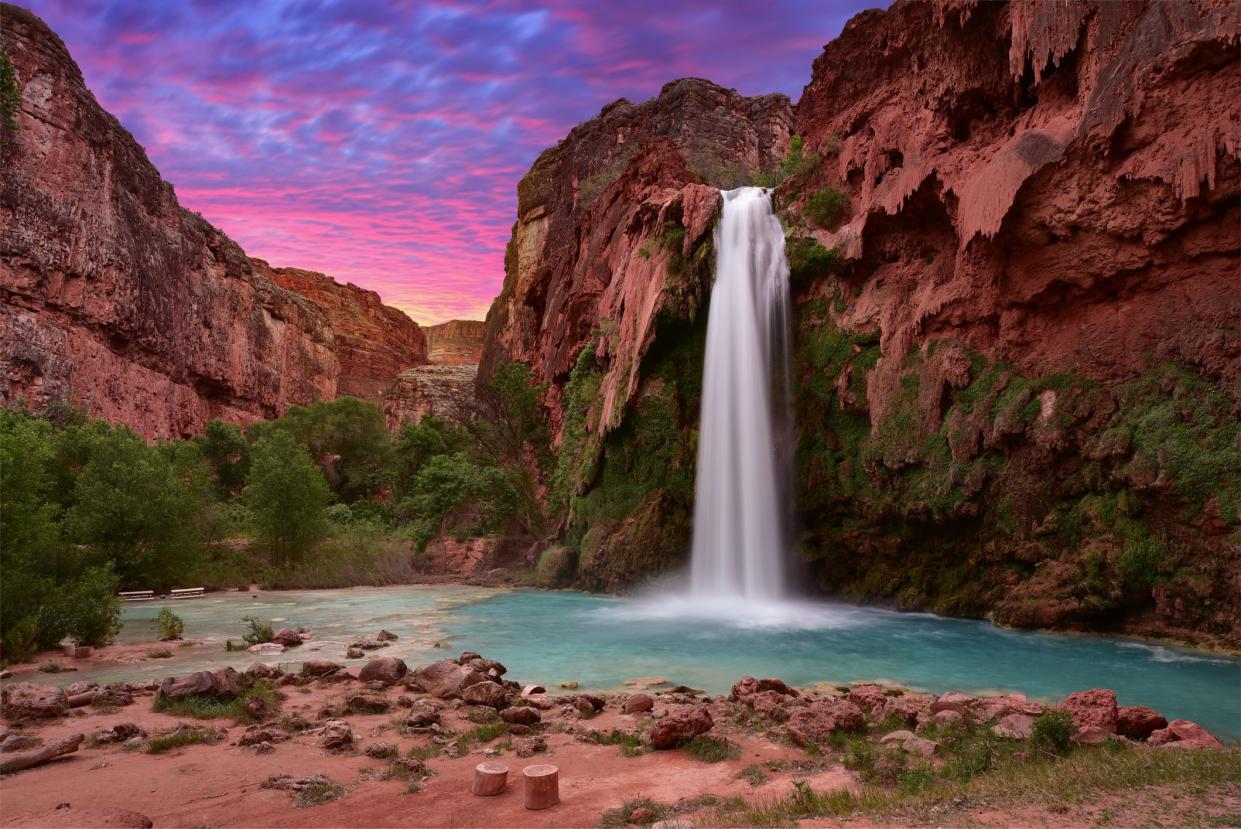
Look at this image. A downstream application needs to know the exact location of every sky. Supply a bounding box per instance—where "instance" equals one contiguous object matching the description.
[23,0,882,324]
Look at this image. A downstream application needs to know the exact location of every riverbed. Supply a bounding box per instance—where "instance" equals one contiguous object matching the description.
[37,585,1241,740]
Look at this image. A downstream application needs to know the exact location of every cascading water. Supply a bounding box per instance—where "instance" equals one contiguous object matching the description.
[689,186,794,600]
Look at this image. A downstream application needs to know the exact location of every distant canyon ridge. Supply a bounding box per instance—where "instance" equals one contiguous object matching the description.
[0,3,482,438]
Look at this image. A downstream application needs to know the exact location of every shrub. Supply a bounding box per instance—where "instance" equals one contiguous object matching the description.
[0,48,19,131]
[146,727,221,754]
[685,735,741,763]
[65,566,123,646]
[155,607,184,641]
[1032,709,1074,756]
[242,615,274,645]
[805,186,849,227]
[535,546,577,587]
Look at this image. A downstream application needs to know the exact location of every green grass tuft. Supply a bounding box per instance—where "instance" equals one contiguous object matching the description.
[685,735,741,763]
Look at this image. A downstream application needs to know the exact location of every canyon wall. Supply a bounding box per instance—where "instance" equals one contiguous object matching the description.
[480,0,1241,645]
[252,259,427,401]
[424,319,485,365]
[0,5,423,438]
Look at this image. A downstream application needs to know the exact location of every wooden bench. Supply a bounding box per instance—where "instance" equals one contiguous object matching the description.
[117,590,155,602]
[168,587,205,600]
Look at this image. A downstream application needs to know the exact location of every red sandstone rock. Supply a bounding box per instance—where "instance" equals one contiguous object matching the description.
[358,657,408,685]
[1148,719,1222,749]
[1,683,68,720]
[424,320,486,365]
[381,364,478,430]
[1116,705,1168,741]
[786,699,866,746]
[622,694,654,715]
[846,684,889,716]
[1061,688,1118,734]
[648,705,713,750]
[253,259,427,400]
[730,676,797,702]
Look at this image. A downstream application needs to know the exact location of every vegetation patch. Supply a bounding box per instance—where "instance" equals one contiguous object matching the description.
[146,728,223,754]
[685,735,741,763]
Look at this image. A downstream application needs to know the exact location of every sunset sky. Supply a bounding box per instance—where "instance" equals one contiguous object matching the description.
[23,1,881,324]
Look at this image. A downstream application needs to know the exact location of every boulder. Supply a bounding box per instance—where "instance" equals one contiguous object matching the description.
[882,693,933,725]
[648,705,714,749]
[245,662,284,680]
[522,684,547,697]
[271,628,304,647]
[501,706,541,725]
[319,719,354,750]
[786,699,865,747]
[1,683,69,720]
[930,692,974,715]
[402,699,442,728]
[880,729,939,757]
[376,630,399,642]
[931,709,965,728]
[92,722,146,744]
[515,735,548,757]
[92,686,134,708]
[846,685,889,716]
[578,693,606,712]
[346,647,365,659]
[1116,706,1167,740]
[1061,688,1118,734]
[301,660,344,677]
[158,668,241,700]
[410,660,486,699]
[463,657,507,678]
[1074,725,1112,744]
[1148,720,1222,749]
[973,693,1043,721]
[1,733,40,752]
[358,657,407,685]
[345,692,390,713]
[748,690,794,722]
[238,727,284,746]
[730,676,796,701]
[622,694,654,715]
[462,681,510,708]
[350,639,386,651]
[247,643,285,655]
[263,773,336,791]
[992,713,1035,740]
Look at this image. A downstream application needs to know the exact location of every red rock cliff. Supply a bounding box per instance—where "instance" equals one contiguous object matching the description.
[478,1,1240,643]
[424,320,485,365]
[252,259,427,400]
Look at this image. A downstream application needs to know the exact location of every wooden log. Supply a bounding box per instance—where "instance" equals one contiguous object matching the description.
[471,761,508,796]
[0,733,83,775]
[522,764,559,810]
[67,692,94,708]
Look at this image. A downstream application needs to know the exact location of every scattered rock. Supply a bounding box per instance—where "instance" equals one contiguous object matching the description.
[1074,725,1112,745]
[345,692,390,714]
[247,643,285,655]
[346,648,365,659]
[1,733,40,752]
[251,741,275,754]
[1,683,69,720]
[930,692,974,715]
[262,772,336,791]
[991,713,1035,740]
[463,657,507,678]
[350,639,387,651]
[402,700,442,729]
[882,693,932,725]
[409,660,486,699]
[364,742,398,759]
[358,657,407,685]
[622,694,654,714]
[880,729,939,757]
[501,706,541,725]
[1117,706,1167,741]
[319,719,354,750]
[931,709,965,728]
[1148,720,1222,749]
[245,663,284,680]
[559,681,580,689]
[376,630,399,642]
[462,681,510,709]
[91,723,145,745]
[515,735,548,757]
[92,686,134,708]
[786,699,865,747]
[302,661,344,678]
[648,705,713,749]
[238,728,284,747]
[846,685,889,716]
[158,668,241,699]
[1061,688,1118,734]
[522,684,546,697]
[730,676,796,701]
[272,628,305,647]
[748,690,794,722]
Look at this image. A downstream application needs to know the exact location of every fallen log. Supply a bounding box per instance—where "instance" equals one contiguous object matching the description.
[0,733,84,774]
[68,692,94,708]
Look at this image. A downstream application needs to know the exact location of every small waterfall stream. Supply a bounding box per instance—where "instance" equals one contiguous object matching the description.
[689,186,794,600]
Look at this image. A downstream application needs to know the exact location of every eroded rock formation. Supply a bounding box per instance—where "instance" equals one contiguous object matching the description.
[381,364,478,430]
[252,259,427,400]
[424,320,485,365]
[479,0,1240,644]
[0,6,425,438]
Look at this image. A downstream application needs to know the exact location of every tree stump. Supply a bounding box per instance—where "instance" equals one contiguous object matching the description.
[471,761,508,796]
[522,764,559,810]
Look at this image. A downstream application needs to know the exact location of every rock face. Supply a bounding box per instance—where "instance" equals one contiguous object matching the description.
[0,7,425,439]
[477,1,1241,644]
[252,259,427,400]
[0,6,340,439]
[424,320,486,365]
[480,78,792,590]
[381,364,477,429]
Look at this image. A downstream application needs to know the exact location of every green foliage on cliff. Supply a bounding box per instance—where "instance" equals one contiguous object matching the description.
[0,48,19,131]
[786,236,841,289]
[805,186,849,228]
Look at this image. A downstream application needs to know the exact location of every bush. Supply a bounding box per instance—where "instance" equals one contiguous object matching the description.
[242,615,274,645]
[0,48,19,132]
[805,186,849,227]
[535,546,577,587]
[155,607,184,641]
[1032,709,1075,756]
[65,566,123,646]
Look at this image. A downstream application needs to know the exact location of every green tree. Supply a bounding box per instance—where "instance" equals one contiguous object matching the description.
[64,565,123,646]
[0,48,20,131]
[245,429,331,564]
[197,419,251,494]
[62,425,209,589]
[406,452,515,549]
[391,416,467,498]
[249,397,391,502]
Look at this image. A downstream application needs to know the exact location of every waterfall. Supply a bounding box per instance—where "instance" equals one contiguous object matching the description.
[689,186,794,600]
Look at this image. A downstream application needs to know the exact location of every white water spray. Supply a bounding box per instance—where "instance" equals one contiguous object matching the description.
[689,186,794,600]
